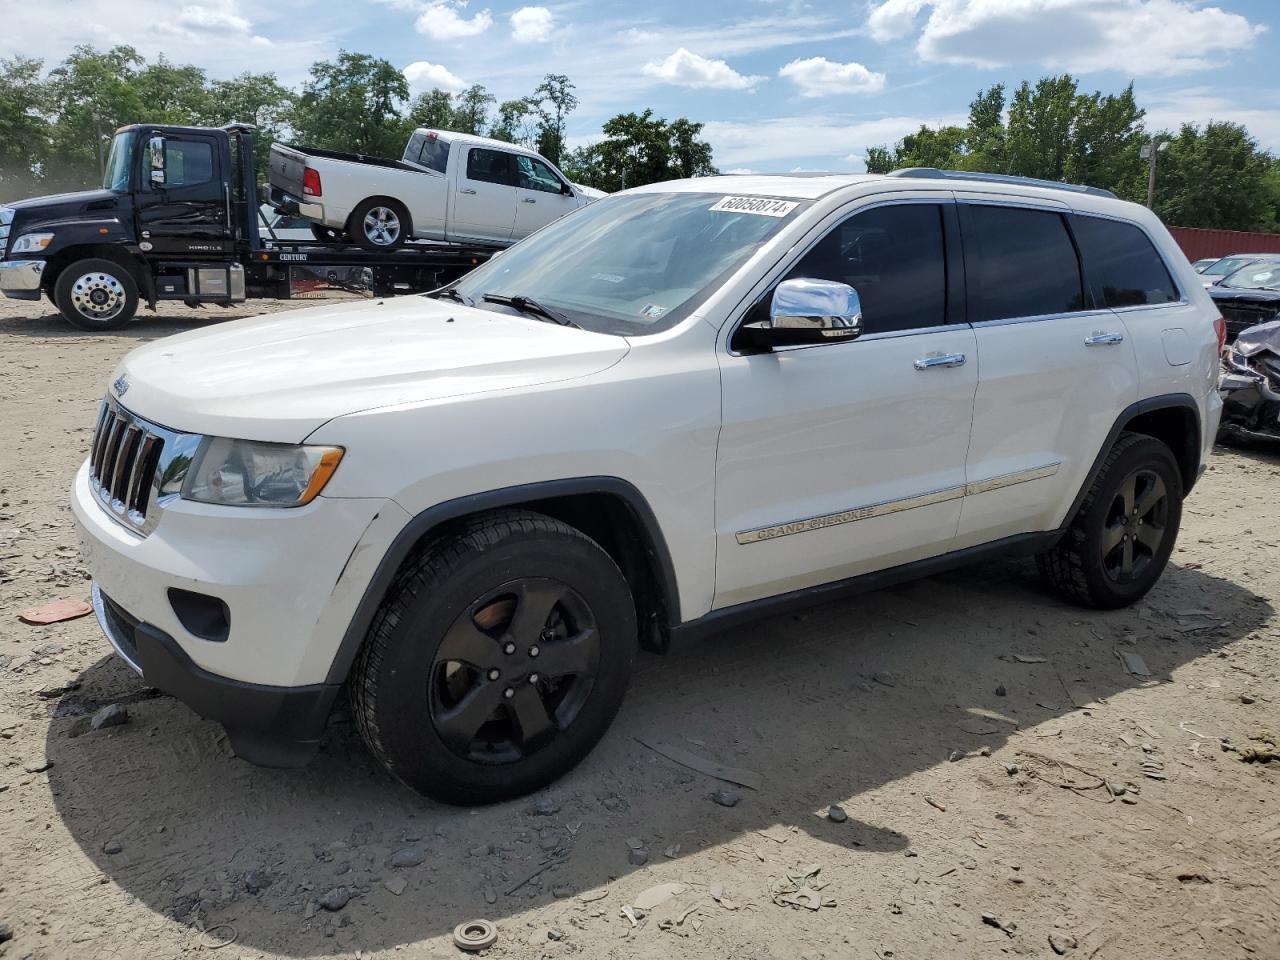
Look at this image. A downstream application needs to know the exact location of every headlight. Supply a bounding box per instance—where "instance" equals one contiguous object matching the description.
[9,232,54,255]
[182,438,344,507]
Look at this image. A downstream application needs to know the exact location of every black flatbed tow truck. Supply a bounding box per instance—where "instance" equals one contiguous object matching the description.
[0,123,495,330]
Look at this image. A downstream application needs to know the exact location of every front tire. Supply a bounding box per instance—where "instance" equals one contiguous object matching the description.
[53,258,139,331]
[349,198,410,252]
[1037,432,1183,609]
[351,510,636,804]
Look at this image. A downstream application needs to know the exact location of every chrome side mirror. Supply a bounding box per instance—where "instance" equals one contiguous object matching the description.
[734,278,863,351]
[148,136,166,185]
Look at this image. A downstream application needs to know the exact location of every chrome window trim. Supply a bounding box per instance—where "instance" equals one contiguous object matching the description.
[969,307,1115,330]
[735,461,1062,545]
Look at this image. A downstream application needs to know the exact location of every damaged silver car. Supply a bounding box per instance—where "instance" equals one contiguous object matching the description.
[1220,320,1280,443]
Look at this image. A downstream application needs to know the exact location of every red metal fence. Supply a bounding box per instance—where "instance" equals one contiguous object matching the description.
[1167,225,1280,262]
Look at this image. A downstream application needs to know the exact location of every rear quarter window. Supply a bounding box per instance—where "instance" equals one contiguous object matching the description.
[1070,215,1179,307]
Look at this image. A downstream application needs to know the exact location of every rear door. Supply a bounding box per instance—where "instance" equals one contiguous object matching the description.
[953,197,1138,548]
[512,154,578,238]
[135,131,233,254]
[450,146,517,243]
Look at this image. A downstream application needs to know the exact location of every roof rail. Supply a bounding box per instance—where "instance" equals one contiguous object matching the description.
[886,167,1117,199]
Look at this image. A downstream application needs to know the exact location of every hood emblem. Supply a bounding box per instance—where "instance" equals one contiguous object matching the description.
[112,375,129,397]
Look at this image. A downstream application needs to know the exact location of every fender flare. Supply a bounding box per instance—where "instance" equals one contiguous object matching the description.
[324,476,681,685]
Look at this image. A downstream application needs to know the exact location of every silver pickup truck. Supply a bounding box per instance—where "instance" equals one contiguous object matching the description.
[269,128,603,251]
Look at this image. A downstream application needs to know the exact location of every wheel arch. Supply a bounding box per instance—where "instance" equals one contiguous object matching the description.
[325,477,681,686]
[45,245,149,301]
[1059,393,1202,535]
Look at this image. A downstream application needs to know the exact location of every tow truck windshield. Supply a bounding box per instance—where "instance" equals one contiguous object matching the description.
[102,131,136,192]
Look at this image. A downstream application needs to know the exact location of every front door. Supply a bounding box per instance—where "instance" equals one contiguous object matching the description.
[134,132,232,255]
[512,154,578,238]
[452,147,517,243]
[951,197,1139,549]
[714,200,978,609]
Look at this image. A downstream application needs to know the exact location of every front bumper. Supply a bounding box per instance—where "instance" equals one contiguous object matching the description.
[0,259,46,300]
[72,461,413,763]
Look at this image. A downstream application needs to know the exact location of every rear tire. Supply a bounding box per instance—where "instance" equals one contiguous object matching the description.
[54,258,139,331]
[349,198,410,252]
[1036,432,1183,609]
[351,509,636,804]
[309,223,345,243]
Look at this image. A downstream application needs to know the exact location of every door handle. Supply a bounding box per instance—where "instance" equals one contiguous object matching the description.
[459,188,477,195]
[1084,331,1124,345]
[522,197,537,203]
[914,353,966,370]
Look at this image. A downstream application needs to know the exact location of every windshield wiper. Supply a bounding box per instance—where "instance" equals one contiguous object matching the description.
[433,287,473,306]
[482,293,579,328]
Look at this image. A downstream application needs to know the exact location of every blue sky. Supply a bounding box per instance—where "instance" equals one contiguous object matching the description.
[5,0,1277,172]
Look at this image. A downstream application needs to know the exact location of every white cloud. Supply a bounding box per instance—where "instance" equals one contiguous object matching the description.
[177,5,251,33]
[642,48,765,90]
[414,0,492,40]
[403,60,468,94]
[726,167,757,175]
[510,6,554,42]
[865,0,1265,76]
[702,112,967,169]
[779,57,886,97]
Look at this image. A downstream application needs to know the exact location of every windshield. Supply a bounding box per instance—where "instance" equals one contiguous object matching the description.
[450,191,808,336]
[1204,255,1258,277]
[1220,261,1280,291]
[102,131,136,192]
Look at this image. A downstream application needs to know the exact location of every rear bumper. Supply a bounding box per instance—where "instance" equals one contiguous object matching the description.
[0,258,46,299]
[268,187,326,224]
[92,583,339,766]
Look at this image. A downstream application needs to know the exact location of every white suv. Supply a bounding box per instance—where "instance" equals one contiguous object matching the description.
[73,169,1223,803]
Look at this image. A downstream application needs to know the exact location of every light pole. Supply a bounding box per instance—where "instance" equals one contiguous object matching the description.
[1141,139,1169,210]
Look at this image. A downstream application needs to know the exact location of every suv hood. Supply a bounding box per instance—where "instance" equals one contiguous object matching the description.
[112,296,630,442]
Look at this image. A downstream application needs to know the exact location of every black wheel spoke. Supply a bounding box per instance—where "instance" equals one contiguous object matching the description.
[439,616,499,668]
[1102,522,1126,555]
[508,580,566,643]
[1119,475,1136,517]
[1135,522,1164,552]
[435,681,506,754]
[532,627,596,679]
[509,685,557,747]
[1120,537,1134,578]
[1135,475,1166,520]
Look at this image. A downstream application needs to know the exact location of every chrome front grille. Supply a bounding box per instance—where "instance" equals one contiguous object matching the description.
[88,397,201,535]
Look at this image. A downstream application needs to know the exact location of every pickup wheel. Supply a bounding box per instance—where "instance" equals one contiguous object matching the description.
[1036,432,1183,609]
[53,258,139,331]
[350,198,410,251]
[309,223,345,243]
[351,509,636,804]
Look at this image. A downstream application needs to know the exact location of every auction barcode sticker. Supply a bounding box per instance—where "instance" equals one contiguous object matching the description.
[709,196,800,217]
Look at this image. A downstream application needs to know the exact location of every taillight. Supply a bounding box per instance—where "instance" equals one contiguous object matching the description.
[302,167,322,198]
[1214,315,1226,354]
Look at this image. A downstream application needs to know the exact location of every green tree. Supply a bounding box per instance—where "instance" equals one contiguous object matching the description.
[45,45,147,188]
[530,73,577,164]
[962,83,1006,171]
[1153,122,1274,230]
[293,51,409,157]
[405,89,454,131]
[863,145,893,175]
[0,56,52,197]
[206,72,297,181]
[564,109,717,192]
[449,84,495,136]
[490,97,539,145]
[132,57,210,125]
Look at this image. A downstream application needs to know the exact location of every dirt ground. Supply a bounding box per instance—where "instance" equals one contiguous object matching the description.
[0,294,1277,960]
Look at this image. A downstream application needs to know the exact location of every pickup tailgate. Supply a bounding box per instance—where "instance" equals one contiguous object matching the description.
[269,144,308,199]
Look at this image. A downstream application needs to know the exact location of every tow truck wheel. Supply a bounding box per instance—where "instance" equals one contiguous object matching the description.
[54,259,139,331]
[350,198,410,252]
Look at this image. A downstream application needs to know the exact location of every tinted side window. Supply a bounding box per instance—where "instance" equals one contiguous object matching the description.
[963,205,1085,322]
[419,137,450,174]
[152,139,214,189]
[515,155,563,194]
[1071,215,1179,307]
[466,148,513,186]
[786,203,947,334]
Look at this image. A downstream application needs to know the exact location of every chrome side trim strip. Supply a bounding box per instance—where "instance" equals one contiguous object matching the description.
[964,461,1061,496]
[735,484,965,545]
[734,462,1061,545]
